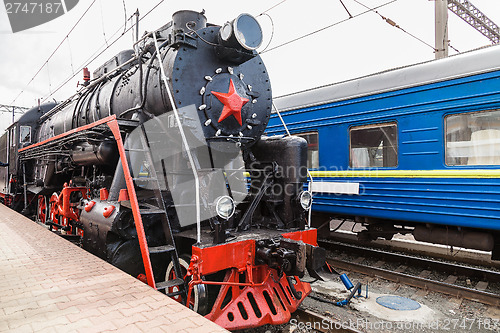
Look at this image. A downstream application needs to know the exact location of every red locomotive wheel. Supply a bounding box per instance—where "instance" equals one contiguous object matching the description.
[37,195,48,224]
[48,193,60,230]
[165,255,208,315]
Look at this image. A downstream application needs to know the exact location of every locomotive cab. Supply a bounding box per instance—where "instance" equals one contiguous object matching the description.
[0,102,56,209]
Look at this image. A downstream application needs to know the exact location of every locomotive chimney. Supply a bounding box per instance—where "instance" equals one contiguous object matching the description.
[172,10,207,32]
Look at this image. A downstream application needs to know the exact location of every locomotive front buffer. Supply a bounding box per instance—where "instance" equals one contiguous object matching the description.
[188,228,326,329]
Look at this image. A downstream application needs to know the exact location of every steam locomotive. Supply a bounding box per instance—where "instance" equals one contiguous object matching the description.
[0,10,326,330]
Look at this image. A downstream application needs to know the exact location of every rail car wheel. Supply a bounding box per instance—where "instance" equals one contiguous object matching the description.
[165,254,208,315]
[37,195,48,224]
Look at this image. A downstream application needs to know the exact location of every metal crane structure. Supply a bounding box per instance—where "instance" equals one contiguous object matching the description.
[435,0,500,59]
[0,104,29,123]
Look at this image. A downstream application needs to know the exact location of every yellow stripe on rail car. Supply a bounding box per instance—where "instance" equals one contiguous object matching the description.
[309,169,500,178]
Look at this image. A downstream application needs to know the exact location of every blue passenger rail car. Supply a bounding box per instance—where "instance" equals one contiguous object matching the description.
[268,45,500,259]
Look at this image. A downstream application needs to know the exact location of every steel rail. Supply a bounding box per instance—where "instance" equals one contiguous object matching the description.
[319,240,500,282]
[292,308,364,333]
[319,231,500,269]
[326,256,500,307]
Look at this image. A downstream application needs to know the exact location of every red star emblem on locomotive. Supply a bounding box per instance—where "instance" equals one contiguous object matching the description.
[211,79,249,126]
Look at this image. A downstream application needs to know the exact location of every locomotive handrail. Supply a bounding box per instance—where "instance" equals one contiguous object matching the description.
[152,32,202,243]
[19,115,116,153]
[132,23,170,48]
[272,102,314,228]
[39,55,139,123]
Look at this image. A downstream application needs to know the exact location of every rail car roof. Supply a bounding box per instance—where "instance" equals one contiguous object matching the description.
[273,44,500,112]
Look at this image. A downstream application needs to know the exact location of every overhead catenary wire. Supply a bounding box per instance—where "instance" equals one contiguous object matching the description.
[41,0,166,103]
[261,0,398,54]
[46,63,52,95]
[99,0,109,47]
[351,0,437,52]
[258,13,275,53]
[257,0,287,17]
[10,0,98,105]
[353,0,460,54]
[339,0,353,18]
[121,0,128,35]
[39,23,128,102]
[66,37,75,75]
[449,41,459,53]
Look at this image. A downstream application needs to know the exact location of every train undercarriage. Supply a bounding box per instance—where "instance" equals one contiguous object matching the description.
[313,212,500,260]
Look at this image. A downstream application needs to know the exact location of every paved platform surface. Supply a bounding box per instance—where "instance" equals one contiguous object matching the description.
[0,204,228,333]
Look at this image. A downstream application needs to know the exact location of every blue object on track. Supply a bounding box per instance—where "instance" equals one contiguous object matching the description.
[340,273,354,290]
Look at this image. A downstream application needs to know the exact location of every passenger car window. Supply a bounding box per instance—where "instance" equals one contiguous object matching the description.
[445,109,500,166]
[294,132,319,169]
[350,123,397,168]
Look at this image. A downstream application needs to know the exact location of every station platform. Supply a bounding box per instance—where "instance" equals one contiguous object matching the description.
[0,204,228,333]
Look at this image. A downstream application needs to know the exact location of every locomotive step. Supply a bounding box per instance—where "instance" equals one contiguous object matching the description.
[133,177,158,181]
[155,278,185,290]
[165,289,184,297]
[139,207,165,215]
[148,245,175,254]
[116,119,140,132]
[125,148,148,152]
[47,221,71,231]
[120,201,165,215]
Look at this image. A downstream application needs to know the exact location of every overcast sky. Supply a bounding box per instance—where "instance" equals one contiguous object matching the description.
[1,0,499,132]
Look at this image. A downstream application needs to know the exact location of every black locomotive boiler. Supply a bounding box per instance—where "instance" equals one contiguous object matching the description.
[0,10,325,330]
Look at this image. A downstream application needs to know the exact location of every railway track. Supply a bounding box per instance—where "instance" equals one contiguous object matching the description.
[319,240,500,307]
[321,229,500,269]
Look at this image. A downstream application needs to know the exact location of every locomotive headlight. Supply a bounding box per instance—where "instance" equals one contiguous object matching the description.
[299,191,313,210]
[218,13,263,51]
[220,22,233,42]
[215,196,235,219]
